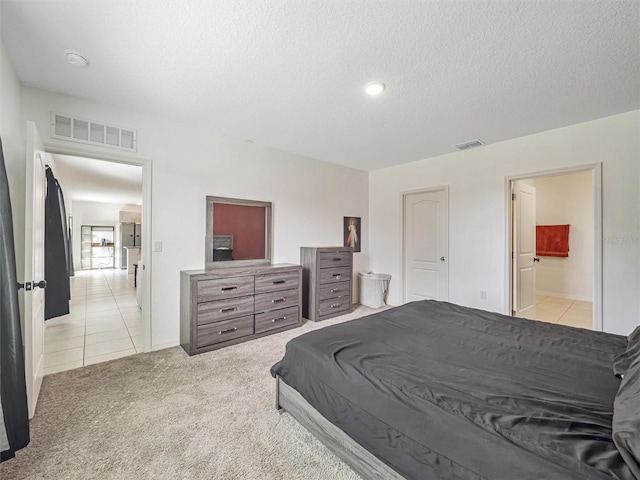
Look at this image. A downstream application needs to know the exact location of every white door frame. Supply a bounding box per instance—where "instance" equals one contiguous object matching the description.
[43,143,153,352]
[505,163,602,331]
[401,185,450,304]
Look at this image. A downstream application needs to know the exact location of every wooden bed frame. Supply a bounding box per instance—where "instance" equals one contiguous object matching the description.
[275,376,405,480]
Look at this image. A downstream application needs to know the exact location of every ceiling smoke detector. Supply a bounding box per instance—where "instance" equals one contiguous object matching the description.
[64,50,90,67]
[454,139,485,150]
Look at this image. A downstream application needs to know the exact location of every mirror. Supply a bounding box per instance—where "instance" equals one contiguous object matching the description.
[205,196,272,268]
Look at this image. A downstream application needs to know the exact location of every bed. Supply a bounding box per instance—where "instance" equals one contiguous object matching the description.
[271,300,640,480]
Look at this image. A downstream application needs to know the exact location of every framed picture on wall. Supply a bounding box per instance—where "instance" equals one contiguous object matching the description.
[343,216,361,252]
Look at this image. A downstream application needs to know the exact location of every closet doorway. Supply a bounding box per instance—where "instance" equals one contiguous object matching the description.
[506,164,601,331]
[402,186,450,302]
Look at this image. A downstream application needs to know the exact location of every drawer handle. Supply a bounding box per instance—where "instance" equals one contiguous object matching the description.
[221,286,237,292]
[330,303,341,308]
[219,327,238,335]
[332,274,342,279]
[220,307,237,313]
[271,316,287,323]
[272,297,286,304]
[272,280,286,285]
[330,288,340,293]
[332,258,341,261]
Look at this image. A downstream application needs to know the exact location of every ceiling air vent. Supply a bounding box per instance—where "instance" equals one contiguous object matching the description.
[51,112,137,152]
[454,139,485,151]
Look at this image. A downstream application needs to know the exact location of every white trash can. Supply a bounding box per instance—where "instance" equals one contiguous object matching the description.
[358,273,391,308]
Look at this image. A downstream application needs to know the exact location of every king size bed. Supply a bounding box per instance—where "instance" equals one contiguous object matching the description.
[271,300,640,479]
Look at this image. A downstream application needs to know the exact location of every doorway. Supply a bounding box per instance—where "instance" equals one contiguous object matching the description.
[507,164,602,331]
[402,186,449,303]
[40,147,151,366]
[23,121,152,416]
[42,153,146,374]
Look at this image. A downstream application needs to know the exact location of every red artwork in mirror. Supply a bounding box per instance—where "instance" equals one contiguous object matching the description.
[213,203,266,260]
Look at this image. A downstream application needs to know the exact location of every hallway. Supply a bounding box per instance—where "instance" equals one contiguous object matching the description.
[43,269,143,375]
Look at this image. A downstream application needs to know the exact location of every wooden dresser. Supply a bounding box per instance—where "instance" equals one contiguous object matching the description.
[180,264,302,355]
[300,247,353,321]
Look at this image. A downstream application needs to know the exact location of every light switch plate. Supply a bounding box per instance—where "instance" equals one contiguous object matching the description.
[153,240,162,252]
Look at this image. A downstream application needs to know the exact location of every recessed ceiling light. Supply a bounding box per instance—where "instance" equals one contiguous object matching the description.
[64,50,90,67]
[364,82,385,96]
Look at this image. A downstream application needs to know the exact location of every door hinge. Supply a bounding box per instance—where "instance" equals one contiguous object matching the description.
[512,193,516,201]
[511,251,515,259]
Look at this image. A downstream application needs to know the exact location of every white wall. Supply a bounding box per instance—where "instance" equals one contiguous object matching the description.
[370,111,639,335]
[532,172,593,301]
[71,201,141,271]
[19,86,369,349]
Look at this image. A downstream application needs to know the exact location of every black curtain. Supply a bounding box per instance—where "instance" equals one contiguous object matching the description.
[44,166,70,320]
[0,137,30,461]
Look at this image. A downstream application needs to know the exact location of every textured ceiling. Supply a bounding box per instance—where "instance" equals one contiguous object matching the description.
[51,154,142,205]
[2,0,639,171]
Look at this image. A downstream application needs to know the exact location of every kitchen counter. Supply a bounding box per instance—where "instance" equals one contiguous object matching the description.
[124,247,141,275]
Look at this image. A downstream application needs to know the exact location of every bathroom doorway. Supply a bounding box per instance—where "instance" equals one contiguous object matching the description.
[507,164,602,331]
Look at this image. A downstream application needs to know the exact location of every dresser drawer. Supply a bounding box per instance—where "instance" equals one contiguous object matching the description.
[317,297,351,317]
[255,288,299,313]
[255,305,299,334]
[255,271,299,294]
[196,295,254,325]
[196,315,254,348]
[197,276,254,302]
[319,266,351,285]
[319,251,352,268]
[318,281,351,301]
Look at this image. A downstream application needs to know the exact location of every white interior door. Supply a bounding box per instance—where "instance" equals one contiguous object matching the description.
[24,121,47,418]
[513,182,537,319]
[404,188,449,302]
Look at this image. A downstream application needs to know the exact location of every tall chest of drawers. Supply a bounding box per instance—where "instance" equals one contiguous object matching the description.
[180,264,302,355]
[300,247,353,321]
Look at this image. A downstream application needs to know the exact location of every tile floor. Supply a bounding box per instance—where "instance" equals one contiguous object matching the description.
[534,295,593,329]
[44,268,143,375]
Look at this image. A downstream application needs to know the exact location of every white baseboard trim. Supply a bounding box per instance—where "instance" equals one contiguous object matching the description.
[536,292,593,303]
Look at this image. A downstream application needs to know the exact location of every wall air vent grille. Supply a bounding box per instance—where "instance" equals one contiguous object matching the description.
[51,112,137,152]
[454,139,485,150]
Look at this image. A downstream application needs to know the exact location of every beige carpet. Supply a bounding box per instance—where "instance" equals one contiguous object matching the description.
[1,306,388,480]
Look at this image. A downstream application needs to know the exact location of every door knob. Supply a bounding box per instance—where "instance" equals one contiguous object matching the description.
[17,280,47,291]
[440,257,446,261]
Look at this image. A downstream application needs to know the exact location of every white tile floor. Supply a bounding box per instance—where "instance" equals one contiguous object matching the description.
[44,268,143,375]
[535,295,593,329]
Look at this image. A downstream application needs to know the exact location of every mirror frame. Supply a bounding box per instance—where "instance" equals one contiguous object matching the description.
[205,196,272,269]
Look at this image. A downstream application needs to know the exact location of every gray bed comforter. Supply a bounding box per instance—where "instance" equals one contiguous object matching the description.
[271,300,634,480]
